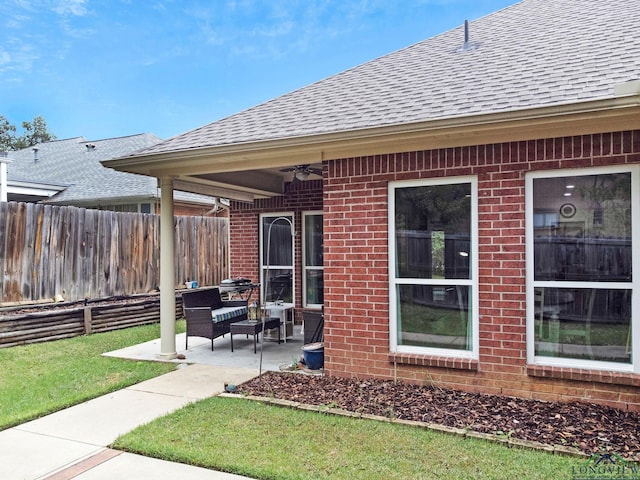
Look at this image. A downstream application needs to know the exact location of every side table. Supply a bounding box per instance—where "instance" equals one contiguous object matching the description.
[264,302,294,342]
[230,318,280,353]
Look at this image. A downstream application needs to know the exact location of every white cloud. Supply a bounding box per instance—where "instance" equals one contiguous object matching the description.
[0,40,38,73]
[0,50,11,67]
[0,0,90,84]
[52,0,89,16]
[186,0,407,60]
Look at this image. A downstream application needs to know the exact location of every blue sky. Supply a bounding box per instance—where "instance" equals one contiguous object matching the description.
[1,0,515,142]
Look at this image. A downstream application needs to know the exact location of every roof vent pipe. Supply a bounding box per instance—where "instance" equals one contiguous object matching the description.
[456,19,478,52]
[33,147,39,162]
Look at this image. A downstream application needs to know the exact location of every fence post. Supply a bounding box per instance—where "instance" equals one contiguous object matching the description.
[84,306,93,334]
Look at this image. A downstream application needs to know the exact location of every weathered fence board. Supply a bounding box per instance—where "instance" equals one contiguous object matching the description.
[0,202,228,304]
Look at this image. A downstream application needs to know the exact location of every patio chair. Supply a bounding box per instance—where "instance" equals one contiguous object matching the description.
[182,287,248,350]
[303,311,324,344]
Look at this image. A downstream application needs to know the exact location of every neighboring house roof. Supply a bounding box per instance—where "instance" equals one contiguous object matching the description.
[104,0,640,202]
[7,134,216,206]
[134,0,640,156]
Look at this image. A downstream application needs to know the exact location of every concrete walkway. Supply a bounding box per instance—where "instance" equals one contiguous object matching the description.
[0,364,259,480]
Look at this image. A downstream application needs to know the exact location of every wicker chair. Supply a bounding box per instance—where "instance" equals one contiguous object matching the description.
[182,287,248,350]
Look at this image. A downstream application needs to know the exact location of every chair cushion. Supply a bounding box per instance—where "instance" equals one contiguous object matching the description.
[212,306,247,323]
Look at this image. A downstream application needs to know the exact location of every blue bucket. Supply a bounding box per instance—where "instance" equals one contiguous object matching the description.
[302,342,324,370]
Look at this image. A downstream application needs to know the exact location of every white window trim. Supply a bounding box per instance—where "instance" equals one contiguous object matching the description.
[388,176,479,359]
[259,212,295,306]
[302,210,323,309]
[525,165,639,373]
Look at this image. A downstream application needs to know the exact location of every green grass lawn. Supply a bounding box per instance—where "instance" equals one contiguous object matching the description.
[0,319,595,478]
[0,321,185,430]
[113,396,580,480]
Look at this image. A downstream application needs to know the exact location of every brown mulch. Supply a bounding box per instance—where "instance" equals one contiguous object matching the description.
[237,371,640,460]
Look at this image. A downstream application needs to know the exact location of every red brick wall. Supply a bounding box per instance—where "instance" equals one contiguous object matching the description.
[229,179,323,321]
[231,131,640,410]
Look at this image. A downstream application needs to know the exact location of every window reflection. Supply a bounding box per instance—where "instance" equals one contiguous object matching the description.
[397,284,471,350]
[304,213,324,306]
[534,287,631,363]
[533,173,631,282]
[393,181,474,353]
[261,215,294,304]
[395,184,471,279]
[532,172,633,365]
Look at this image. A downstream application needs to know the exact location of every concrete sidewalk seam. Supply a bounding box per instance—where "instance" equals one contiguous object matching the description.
[124,384,209,401]
[11,426,106,448]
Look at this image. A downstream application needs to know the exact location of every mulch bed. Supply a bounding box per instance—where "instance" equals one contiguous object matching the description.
[237,371,640,460]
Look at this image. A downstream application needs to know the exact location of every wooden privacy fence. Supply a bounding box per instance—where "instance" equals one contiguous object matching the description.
[0,202,229,304]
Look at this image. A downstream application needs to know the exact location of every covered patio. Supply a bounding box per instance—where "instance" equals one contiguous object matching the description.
[104,325,318,374]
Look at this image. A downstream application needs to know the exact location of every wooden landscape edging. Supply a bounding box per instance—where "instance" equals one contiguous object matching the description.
[219,393,589,460]
[0,292,185,348]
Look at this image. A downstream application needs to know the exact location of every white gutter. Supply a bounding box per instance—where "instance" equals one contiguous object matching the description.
[103,94,640,177]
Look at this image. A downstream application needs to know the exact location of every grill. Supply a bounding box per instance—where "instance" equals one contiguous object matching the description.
[219,278,258,301]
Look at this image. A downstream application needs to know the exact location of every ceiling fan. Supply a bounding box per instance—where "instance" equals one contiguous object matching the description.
[279,164,322,181]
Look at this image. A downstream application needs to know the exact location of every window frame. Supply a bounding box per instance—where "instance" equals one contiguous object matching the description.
[259,212,295,306]
[302,210,324,309]
[388,176,479,359]
[526,165,639,373]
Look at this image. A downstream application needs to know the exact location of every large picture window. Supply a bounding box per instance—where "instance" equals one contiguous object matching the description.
[303,211,323,308]
[527,167,638,371]
[260,213,294,304]
[389,177,478,357]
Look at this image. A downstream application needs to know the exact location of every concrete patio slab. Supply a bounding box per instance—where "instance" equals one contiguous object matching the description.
[103,331,305,373]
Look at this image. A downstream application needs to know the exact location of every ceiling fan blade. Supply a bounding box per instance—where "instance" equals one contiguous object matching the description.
[279,164,321,179]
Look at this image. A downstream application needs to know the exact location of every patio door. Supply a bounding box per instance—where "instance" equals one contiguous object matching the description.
[260,213,294,304]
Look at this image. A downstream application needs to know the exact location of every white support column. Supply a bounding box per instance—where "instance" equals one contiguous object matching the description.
[158,176,177,359]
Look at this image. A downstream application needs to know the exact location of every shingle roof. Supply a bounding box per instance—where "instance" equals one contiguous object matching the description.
[6,133,214,205]
[135,0,640,157]
[7,134,163,203]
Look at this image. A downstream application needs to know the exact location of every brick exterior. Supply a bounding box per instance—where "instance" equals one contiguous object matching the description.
[230,179,323,322]
[231,131,640,411]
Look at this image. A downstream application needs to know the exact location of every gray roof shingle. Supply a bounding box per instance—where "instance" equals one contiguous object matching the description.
[135,0,640,157]
[7,134,163,203]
